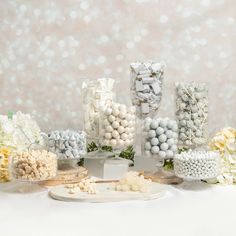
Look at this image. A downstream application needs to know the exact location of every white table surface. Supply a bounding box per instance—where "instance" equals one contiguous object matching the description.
[0,181,235,236]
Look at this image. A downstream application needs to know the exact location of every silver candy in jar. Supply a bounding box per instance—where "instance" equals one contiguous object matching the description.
[143,117,178,159]
[130,61,165,118]
[175,82,208,149]
[47,130,87,160]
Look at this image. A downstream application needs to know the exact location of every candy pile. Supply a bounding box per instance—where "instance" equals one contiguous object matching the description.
[115,171,151,193]
[82,78,114,140]
[11,150,57,181]
[47,130,87,159]
[143,117,178,158]
[176,82,208,149]
[65,178,97,194]
[0,147,11,182]
[208,127,236,184]
[174,150,220,180]
[100,102,136,149]
[130,61,164,117]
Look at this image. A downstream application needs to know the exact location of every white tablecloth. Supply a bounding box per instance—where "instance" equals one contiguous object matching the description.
[0,182,235,236]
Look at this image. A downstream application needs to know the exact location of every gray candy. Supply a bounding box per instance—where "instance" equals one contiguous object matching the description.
[47,129,87,160]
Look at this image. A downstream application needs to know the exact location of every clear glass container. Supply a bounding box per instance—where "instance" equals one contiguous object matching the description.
[99,101,136,151]
[82,78,115,143]
[130,61,165,118]
[46,129,87,170]
[175,82,208,150]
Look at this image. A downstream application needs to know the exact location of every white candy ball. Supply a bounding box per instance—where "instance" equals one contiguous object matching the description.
[166,130,173,138]
[112,121,119,129]
[159,134,167,143]
[105,133,112,140]
[159,119,168,128]
[112,109,120,117]
[119,104,127,112]
[110,139,117,147]
[166,150,174,158]
[144,117,152,124]
[150,120,159,129]
[105,108,112,116]
[160,143,169,151]
[112,130,119,138]
[106,125,113,132]
[119,112,126,119]
[108,115,116,122]
[121,120,128,127]
[121,133,128,141]
[151,146,160,154]
[167,138,175,146]
[118,126,125,134]
[159,151,166,158]
[156,127,164,135]
[149,130,156,138]
[117,139,124,147]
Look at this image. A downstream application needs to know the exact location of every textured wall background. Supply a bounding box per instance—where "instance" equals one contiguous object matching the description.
[0,0,235,135]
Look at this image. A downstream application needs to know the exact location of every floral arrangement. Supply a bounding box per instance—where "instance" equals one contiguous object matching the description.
[208,127,236,184]
[0,147,11,182]
[0,111,43,151]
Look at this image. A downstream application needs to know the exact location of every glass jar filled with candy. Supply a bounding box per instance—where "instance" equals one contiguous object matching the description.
[82,78,115,143]
[99,102,136,151]
[175,82,208,150]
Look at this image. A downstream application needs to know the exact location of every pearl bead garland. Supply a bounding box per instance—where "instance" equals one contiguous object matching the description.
[143,117,178,158]
[174,150,220,180]
[100,102,136,149]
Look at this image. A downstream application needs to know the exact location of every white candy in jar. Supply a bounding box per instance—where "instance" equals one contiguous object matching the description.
[174,150,220,180]
[100,102,136,149]
[82,78,115,139]
[11,150,57,181]
[143,117,178,158]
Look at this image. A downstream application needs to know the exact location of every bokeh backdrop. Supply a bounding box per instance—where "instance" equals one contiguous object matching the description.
[0,0,235,135]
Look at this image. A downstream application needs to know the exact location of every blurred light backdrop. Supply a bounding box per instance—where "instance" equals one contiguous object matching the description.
[0,0,235,134]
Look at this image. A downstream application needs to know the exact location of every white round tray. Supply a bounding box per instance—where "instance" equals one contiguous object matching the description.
[49,182,167,203]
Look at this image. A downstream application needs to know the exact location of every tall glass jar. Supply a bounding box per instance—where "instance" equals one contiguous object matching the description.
[130,61,165,118]
[82,78,115,143]
[175,82,208,150]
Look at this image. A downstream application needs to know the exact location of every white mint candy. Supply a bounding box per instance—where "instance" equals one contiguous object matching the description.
[167,138,175,146]
[105,133,112,139]
[112,109,120,116]
[112,130,119,138]
[159,119,167,128]
[118,126,125,134]
[108,115,115,122]
[105,108,112,116]
[110,139,117,146]
[119,112,126,119]
[112,121,119,129]
[117,139,124,146]
[159,151,166,158]
[166,150,174,158]
[121,120,128,127]
[144,117,152,124]
[106,125,113,132]
[121,133,128,141]
[150,120,159,129]
[166,130,173,138]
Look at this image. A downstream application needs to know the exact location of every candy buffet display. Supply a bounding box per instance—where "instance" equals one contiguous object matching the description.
[143,117,178,158]
[0,147,11,182]
[47,130,87,160]
[114,171,151,193]
[82,78,114,141]
[0,111,44,151]
[208,127,236,184]
[11,150,57,181]
[174,150,220,180]
[175,82,208,149]
[99,102,136,149]
[130,61,164,117]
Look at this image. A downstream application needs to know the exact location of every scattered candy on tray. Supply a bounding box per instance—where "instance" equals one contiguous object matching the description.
[175,82,208,149]
[143,117,178,158]
[100,102,136,149]
[47,130,87,160]
[11,150,57,181]
[82,78,115,140]
[115,171,151,193]
[0,147,11,182]
[208,127,236,184]
[130,61,164,117]
[65,178,97,194]
[174,150,220,180]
